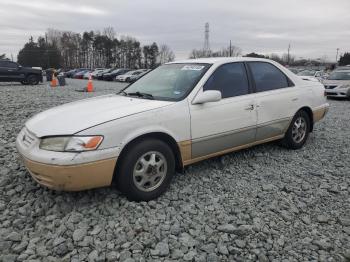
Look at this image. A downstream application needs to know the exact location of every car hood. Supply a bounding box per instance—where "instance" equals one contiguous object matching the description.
[22,67,41,74]
[26,95,174,137]
[323,79,350,86]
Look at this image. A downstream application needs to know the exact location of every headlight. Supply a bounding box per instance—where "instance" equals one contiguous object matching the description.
[338,84,350,89]
[39,136,103,152]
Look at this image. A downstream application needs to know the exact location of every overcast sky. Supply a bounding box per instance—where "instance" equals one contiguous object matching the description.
[0,0,349,61]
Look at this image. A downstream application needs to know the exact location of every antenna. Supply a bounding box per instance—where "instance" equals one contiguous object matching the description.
[203,22,210,56]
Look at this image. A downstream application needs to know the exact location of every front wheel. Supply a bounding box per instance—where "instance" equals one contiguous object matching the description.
[281,110,310,149]
[26,75,39,85]
[116,139,175,201]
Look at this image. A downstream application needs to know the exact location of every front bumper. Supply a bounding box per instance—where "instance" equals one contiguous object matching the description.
[313,104,329,123]
[20,155,116,191]
[325,88,350,98]
[16,128,119,191]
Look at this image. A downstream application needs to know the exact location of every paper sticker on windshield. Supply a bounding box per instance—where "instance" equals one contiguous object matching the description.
[181,65,205,71]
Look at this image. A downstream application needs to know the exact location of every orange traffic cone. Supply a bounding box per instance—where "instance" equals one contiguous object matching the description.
[86,73,94,92]
[50,73,57,87]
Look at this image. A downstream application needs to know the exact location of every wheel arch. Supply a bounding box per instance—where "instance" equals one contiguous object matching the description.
[112,132,183,184]
[297,106,314,132]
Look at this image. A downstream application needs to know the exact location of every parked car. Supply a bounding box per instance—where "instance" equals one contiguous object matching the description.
[323,70,350,98]
[83,70,96,79]
[116,69,147,82]
[65,68,88,78]
[16,58,328,201]
[74,70,90,79]
[297,70,322,82]
[95,68,113,80]
[103,69,130,81]
[89,68,105,79]
[128,69,151,83]
[288,68,299,74]
[0,60,43,85]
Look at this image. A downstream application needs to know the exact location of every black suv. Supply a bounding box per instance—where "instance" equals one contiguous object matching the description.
[0,60,43,85]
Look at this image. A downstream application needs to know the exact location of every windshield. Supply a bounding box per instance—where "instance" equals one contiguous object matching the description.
[328,71,350,80]
[122,63,211,101]
[298,70,315,76]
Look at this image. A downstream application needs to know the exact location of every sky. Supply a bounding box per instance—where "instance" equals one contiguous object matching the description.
[0,0,349,62]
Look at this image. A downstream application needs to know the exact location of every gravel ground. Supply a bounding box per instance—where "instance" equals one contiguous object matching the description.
[0,79,349,262]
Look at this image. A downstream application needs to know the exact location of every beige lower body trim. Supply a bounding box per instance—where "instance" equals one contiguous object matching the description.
[178,140,192,162]
[21,156,116,191]
[179,135,283,166]
[313,106,328,122]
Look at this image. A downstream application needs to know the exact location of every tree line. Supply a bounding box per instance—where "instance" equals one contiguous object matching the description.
[189,46,350,67]
[17,27,175,70]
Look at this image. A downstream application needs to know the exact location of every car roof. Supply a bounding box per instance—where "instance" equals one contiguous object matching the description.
[166,57,275,65]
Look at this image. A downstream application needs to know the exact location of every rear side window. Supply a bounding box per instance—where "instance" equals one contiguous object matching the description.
[204,62,249,98]
[249,62,290,92]
[5,61,18,69]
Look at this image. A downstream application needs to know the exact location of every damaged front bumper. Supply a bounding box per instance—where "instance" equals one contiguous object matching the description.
[16,127,119,191]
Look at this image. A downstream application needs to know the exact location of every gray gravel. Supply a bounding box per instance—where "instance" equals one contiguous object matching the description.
[0,79,349,261]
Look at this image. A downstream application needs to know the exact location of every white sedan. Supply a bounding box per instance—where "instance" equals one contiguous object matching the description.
[115,69,145,82]
[16,58,329,201]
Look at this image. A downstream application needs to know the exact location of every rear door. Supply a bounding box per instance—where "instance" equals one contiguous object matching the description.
[4,61,23,81]
[247,61,299,141]
[189,62,257,159]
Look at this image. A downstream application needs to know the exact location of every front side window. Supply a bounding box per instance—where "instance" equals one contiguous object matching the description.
[123,63,211,101]
[249,62,289,92]
[6,62,18,69]
[203,62,249,98]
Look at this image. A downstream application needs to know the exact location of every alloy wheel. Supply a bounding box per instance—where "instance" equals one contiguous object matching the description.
[132,151,167,192]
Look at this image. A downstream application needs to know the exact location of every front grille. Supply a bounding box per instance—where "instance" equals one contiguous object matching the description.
[326,92,337,96]
[22,128,37,148]
[325,85,337,89]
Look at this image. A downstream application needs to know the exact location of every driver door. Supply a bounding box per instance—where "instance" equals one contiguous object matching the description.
[189,62,257,159]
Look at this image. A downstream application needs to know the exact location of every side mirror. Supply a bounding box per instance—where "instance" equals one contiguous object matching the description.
[18,65,22,70]
[192,90,222,104]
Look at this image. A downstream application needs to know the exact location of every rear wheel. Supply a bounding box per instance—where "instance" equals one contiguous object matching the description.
[116,139,175,201]
[26,75,39,85]
[281,110,310,149]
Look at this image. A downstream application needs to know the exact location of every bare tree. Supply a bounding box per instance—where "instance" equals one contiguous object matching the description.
[158,44,175,64]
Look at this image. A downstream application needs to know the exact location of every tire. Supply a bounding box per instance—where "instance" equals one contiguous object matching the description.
[116,139,175,201]
[281,110,310,149]
[20,80,28,85]
[126,77,130,82]
[26,75,39,85]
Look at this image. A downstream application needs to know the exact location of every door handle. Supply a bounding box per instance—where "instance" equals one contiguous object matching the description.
[244,104,254,110]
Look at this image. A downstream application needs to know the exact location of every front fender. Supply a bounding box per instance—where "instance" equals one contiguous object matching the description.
[77,100,191,155]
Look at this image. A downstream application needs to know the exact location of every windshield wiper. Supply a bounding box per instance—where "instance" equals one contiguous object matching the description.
[118,90,127,96]
[126,92,154,100]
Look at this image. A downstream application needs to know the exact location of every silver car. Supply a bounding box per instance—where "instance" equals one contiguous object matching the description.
[323,70,350,98]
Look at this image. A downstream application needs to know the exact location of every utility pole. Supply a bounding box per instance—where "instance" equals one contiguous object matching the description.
[11,54,13,62]
[203,23,210,57]
[229,40,232,57]
[287,43,291,65]
[336,48,339,64]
